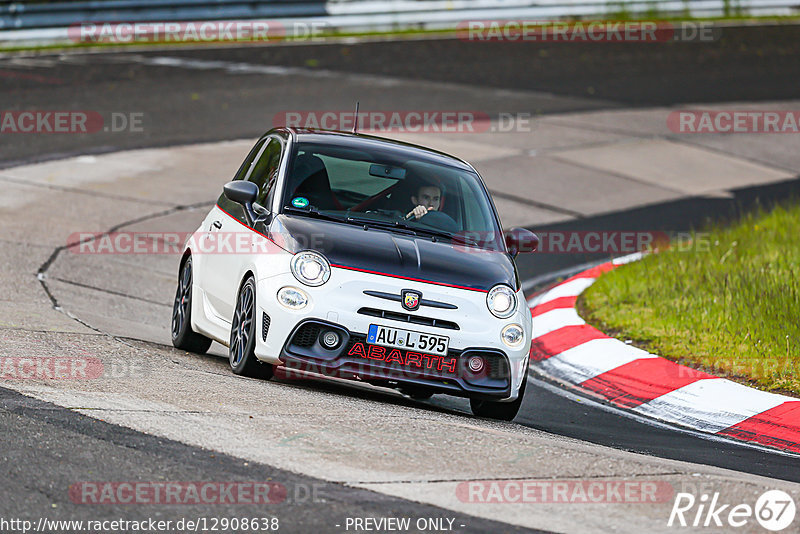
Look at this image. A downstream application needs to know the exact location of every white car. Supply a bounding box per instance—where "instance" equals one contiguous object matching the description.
[171,128,538,420]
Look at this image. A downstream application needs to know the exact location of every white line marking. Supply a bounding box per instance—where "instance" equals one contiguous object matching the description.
[632,378,790,434]
[612,252,644,265]
[535,277,596,306]
[531,308,585,339]
[526,292,547,307]
[538,338,655,384]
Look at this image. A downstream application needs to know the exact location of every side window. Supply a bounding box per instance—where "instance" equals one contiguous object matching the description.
[233,138,267,181]
[461,180,494,232]
[217,138,267,220]
[248,138,283,208]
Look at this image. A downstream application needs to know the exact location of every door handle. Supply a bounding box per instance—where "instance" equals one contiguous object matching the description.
[211,220,222,230]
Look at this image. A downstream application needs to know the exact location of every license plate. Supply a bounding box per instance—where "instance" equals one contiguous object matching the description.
[367,324,449,357]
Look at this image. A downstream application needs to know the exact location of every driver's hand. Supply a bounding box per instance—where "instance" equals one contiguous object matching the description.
[406,205,430,220]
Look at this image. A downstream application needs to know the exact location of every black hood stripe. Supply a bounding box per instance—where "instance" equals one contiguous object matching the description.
[215,206,516,292]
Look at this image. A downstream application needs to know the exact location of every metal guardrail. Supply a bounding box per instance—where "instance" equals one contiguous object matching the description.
[1,0,798,30]
[0,0,797,48]
[0,0,328,30]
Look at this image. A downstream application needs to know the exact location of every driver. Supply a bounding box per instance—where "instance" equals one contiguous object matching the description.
[405,183,442,220]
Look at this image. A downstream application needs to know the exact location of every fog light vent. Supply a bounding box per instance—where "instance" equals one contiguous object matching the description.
[262,312,271,342]
[293,323,322,347]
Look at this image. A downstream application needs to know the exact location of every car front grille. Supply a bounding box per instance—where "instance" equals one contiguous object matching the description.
[343,334,366,355]
[357,307,459,330]
[343,335,509,380]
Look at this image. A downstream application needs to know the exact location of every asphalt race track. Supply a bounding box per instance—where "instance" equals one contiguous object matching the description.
[1,25,799,532]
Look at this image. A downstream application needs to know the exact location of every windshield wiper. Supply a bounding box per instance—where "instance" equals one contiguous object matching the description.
[408,226,480,246]
[352,218,480,246]
[343,217,420,234]
[283,206,355,225]
[285,207,412,233]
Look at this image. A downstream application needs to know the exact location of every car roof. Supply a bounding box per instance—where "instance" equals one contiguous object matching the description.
[274,127,476,173]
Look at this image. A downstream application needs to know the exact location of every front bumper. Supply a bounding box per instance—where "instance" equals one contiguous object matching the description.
[253,267,531,400]
[279,319,514,399]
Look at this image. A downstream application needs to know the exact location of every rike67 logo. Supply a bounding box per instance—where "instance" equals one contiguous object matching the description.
[668,490,796,531]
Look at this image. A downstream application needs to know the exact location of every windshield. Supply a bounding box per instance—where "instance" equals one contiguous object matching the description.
[281,141,504,251]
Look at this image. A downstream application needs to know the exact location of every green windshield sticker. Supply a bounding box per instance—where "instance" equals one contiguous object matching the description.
[292,197,310,208]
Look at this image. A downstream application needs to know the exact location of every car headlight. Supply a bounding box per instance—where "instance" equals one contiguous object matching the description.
[290,251,331,287]
[501,324,525,348]
[277,287,308,309]
[487,284,517,319]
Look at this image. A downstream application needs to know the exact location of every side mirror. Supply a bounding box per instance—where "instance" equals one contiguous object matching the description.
[223,181,263,226]
[505,228,539,257]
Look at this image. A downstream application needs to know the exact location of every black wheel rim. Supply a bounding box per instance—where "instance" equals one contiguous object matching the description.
[230,282,254,367]
[171,261,192,339]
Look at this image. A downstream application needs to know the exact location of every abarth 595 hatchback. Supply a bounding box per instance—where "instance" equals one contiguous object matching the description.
[171,128,538,420]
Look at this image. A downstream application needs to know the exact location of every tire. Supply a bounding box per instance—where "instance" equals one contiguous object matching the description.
[229,276,273,379]
[470,373,527,421]
[171,257,213,354]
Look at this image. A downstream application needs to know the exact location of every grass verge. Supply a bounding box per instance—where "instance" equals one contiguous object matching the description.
[578,202,800,396]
